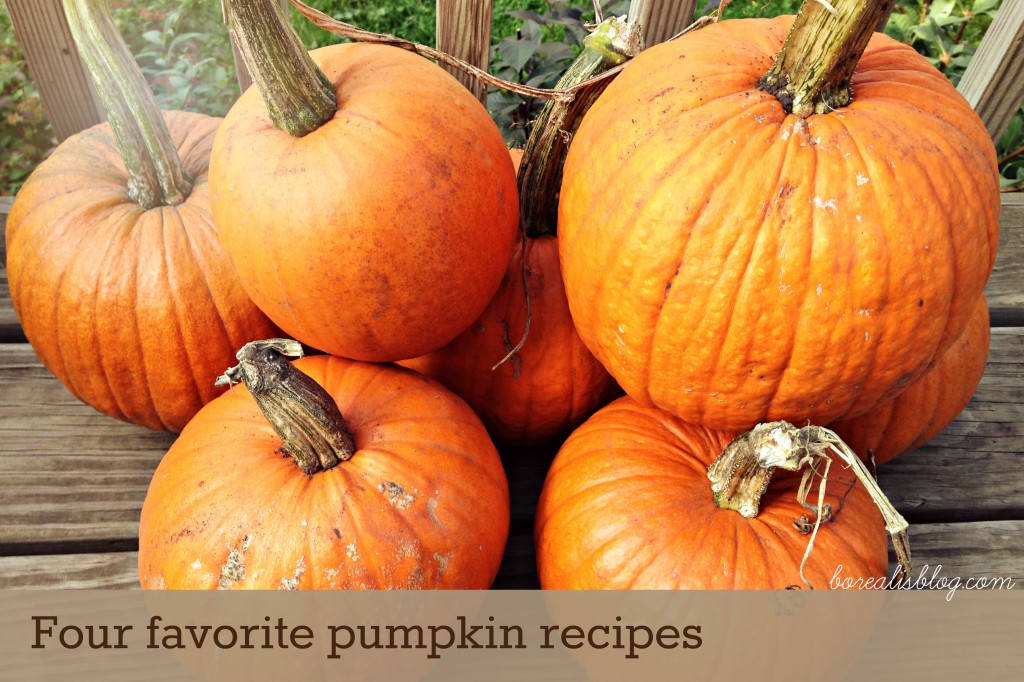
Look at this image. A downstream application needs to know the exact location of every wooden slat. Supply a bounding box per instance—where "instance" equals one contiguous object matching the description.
[0,552,140,589]
[5,0,104,142]
[436,0,492,104]
[879,327,1024,522]
[988,193,1024,326]
[636,0,697,47]
[958,0,1024,141]
[0,345,175,553]
[3,518,1021,589]
[887,520,1024,584]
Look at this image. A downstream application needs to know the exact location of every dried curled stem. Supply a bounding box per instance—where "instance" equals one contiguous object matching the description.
[708,421,911,589]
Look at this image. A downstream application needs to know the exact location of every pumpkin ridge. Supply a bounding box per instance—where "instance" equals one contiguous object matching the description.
[157,209,207,413]
[677,107,802,422]
[87,216,145,423]
[761,117,824,419]
[131,224,176,430]
[175,210,243,403]
[805,110,887,417]
[627,88,793,410]
[841,105,961,379]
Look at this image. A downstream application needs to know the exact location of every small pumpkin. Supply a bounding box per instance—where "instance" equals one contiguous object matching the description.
[138,340,510,590]
[829,296,990,465]
[4,0,279,431]
[558,6,1000,431]
[535,396,888,590]
[209,0,518,362]
[400,151,618,445]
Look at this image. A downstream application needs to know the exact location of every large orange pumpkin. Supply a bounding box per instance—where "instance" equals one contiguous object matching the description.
[209,1,518,362]
[830,296,990,465]
[139,342,510,589]
[535,396,888,589]
[5,2,279,432]
[558,14,1000,431]
[400,151,617,445]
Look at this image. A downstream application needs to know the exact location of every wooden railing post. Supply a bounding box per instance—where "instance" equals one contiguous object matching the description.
[636,0,697,47]
[6,0,104,141]
[957,1,1024,141]
[436,0,493,104]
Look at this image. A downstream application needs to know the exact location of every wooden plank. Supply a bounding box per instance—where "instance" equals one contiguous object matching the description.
[2,519,1020,589]
[436,0,493,103]
[988,193,1024,326]
[887,520,1024,585]
[5,0,104,142]
[0,345,175,553]
[958,0,1024,141]
[636,0,697,47]
[0,552,140,589]
[879,327,1024,523]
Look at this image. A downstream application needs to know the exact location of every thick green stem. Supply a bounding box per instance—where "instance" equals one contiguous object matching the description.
[217,340,355,475]
[518,16,640,238]
[63,0,192,209]
[759,0,894,117]
[225,0,336,137]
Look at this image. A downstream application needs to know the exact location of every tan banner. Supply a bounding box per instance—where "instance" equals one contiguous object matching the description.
[3,589,1021,681]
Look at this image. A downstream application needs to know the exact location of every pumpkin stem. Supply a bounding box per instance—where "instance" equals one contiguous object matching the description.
[759,0,894,117]
[216,340,355,474]
[518,15,642,238]
[63,0,193,209]
[224,0,336,137]
[708,421,912,587]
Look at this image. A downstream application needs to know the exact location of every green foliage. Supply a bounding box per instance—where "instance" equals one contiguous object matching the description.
[0,3,55,196]
[998,105,1024,191]
[884,0,1000,86]
[288,0,435,49]
[488,0,627,146]
[110,0,237,116]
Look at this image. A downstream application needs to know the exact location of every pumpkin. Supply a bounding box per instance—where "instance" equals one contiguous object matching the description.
[534,396,888,589]
[209,0,518,362]
[830,296,990,465]
[4,0,279,432]
[400,150,618,445]
[138,340,510,589]
[557,8,1000,431]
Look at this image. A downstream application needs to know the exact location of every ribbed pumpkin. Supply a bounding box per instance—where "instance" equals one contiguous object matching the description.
[5,1,279,432]
[830,296,990,465]
[139,342,510,589]
[209,1,517,362]
[535,396,887,589]
[400,151,618,445]
[558,11,1000,431]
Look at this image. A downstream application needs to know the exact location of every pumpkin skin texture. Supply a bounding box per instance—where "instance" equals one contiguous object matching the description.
[399,150,618,445]
[558,17,1000,431]
[5,111,281,432]
[209,43,519,362]
[138,355,510,589]
[535,396,888,589]
[829,296,990,466]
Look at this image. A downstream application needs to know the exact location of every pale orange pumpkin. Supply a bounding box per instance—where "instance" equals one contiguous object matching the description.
[139,342,510,589]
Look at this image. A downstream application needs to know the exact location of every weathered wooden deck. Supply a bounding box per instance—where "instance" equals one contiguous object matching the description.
[1,194,1022,589]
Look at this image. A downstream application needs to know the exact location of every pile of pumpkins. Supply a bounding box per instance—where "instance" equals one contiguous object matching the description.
[5,0,998,590]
